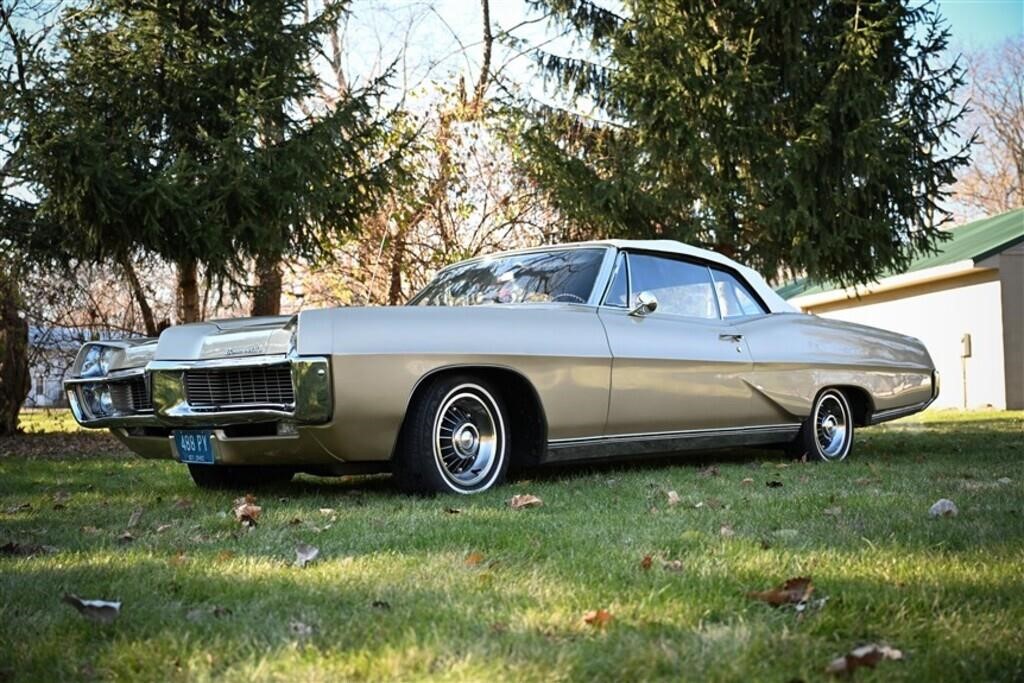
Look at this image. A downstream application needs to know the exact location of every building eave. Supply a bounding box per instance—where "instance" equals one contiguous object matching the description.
[788,259,987,310]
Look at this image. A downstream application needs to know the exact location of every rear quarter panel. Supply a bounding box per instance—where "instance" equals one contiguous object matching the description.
[735,313,935,418]
[296,304,612,461]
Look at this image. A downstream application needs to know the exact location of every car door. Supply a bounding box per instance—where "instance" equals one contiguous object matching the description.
[598,251,767,435]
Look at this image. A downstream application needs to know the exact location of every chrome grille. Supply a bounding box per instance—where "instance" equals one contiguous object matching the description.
[109,376,152,413]
[184,364,294,409]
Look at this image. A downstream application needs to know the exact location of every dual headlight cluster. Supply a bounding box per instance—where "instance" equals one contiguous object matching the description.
[72,345,121,419]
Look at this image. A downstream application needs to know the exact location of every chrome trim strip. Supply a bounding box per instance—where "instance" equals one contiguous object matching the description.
[548,423,802,448]
[544,423,802,463]
[869,399,934,425]
[63,366,147,385]
[148,354,289,371]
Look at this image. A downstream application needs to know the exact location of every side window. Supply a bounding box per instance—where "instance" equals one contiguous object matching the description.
[604,252,628,307]
[710,268,767,318]
[628,254,718,319]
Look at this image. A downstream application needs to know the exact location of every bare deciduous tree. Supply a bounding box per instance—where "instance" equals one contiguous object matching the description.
[955,37,1024,216]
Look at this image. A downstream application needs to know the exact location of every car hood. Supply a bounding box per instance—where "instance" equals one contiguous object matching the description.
[153,315,295,361]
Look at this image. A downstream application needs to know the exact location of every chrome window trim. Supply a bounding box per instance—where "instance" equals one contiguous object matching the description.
[708,266,769,319]
[609,249,725,321]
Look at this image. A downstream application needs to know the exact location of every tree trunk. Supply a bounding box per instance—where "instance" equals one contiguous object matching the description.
[119,254,158,336]
[0,270,30,436]
[388,232,406,305]
[178,258,201,323]
[251,252,283,316]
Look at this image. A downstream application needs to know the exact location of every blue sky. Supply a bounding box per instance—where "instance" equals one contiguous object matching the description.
[937,0,1023,49]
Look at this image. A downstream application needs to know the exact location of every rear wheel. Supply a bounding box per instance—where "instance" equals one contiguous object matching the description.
[187,464,295,490]
[393,375,510,494]
[791,389,854,462]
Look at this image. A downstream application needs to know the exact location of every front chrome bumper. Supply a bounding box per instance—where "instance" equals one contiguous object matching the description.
[65,355,333,429]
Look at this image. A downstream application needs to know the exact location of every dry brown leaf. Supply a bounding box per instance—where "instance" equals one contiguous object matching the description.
[666,490,682,507]
[232,494,262,527]
[740,478,754,486]
[81,526,100,535]
[698,465,720,478]
[464,551,485,567]
[640,554,653,570]
[117,531,134,544]
[720,524,735,537]
[582,609,612,628]
[294,544,320,568]
[169,551,188,567]
[509,494,543,510]
[748,576,814,606]
[444,507,463,515]
[156,524,173,533]
[126,507,143,529]
[825,643,903,675]
[5,502,32,513]
[62,594,121,624]
[173,498,192,510]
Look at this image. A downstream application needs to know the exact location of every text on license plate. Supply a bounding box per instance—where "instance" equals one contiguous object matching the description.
[174,430,215,464]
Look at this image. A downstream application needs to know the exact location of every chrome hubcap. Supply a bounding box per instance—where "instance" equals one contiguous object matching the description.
[433,387,502,488]
[815,393,849,460]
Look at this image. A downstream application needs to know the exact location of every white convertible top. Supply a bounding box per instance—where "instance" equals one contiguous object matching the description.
[472,238,797,314]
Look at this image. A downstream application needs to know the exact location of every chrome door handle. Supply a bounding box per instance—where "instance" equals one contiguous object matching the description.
[719,333,743,342]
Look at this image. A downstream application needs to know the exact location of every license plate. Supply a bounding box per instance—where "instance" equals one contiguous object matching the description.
[174,430,215,465]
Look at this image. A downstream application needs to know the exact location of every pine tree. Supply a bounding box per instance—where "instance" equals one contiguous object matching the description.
[17,0,404,319]
[521,0,972,285]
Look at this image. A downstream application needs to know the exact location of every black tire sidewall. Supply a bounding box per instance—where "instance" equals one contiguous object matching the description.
[802,389,854,462]
[394,375,510,495]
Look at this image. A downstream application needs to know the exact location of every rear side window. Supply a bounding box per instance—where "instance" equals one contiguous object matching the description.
[627,254,718,319]
[710,268,766,317]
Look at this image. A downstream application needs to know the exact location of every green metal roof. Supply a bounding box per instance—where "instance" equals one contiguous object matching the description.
[777,208,1024,300]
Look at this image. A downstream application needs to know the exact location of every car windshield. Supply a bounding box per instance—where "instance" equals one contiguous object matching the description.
[409,248,606,306]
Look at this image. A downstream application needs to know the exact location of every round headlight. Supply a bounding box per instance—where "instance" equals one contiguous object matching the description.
[81,383,113,418]
[79,345,114,378]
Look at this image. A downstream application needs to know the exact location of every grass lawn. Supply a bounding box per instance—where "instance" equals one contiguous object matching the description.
[1,410,1022,681]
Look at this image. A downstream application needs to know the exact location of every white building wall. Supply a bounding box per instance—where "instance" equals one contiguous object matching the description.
[810,277,1006,409]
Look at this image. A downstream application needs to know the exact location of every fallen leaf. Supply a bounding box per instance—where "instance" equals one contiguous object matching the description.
[117,531,134,544]
[662,559,684,572]
[740,478,754,486]
[666,490,682,507]
[211,605,232,618]
[288,620,313,637]
[318,508,336,515]
[928,498,958,518]
[698,465,720,478]
[232,494,262,527]
[4,503,31,514]
[126,507,143,529]
[640,554,653,570]
[444,507,463,515]
[294,544,320,568]
[509,494,543,510]
[371,600,391,610]
[582,609,612,628]
[720,524,735,537]
[173,498,192,510]
[464,551,485,567]
[169,551,188,567]
[748,576,814,606]
[81,526,101,535]
[704,497,722,510]
[825,643,903,675]
[156,524,173,533]
[823,506,842,517]
[62,594,121,624]
[766,480,784,488]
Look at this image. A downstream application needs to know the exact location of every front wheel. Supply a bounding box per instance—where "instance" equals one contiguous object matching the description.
[792,389,854,462]
[393,375,510,494]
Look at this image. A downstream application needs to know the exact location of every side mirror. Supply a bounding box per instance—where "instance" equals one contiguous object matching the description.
[629,291,658,317]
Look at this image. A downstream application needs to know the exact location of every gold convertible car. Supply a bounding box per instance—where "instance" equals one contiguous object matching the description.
[65,240,939,494]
